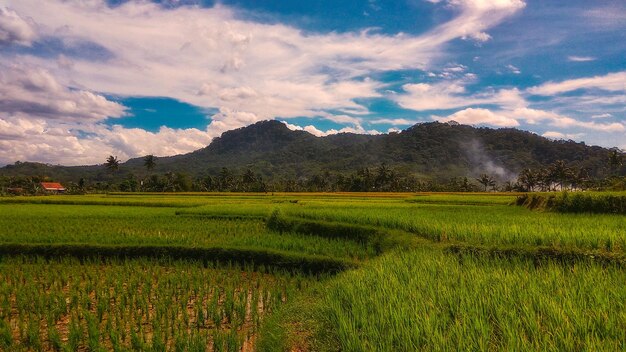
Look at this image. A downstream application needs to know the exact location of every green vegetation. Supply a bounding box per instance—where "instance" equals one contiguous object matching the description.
[311,249,626,351]
[2,121,624,192]
[0,257,314,351]
[0,192,624,350]
[0,203,374,260]
[283,197,626,253]
[518,191,626,214]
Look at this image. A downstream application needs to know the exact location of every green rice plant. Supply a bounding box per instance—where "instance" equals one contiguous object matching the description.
[48,325,62,352]
[0,203,375,260]
[311,248,626,351]
[0,256,316,351]
[0,194,211,208]
[2,192,625,351]
[282,197,626,253]
[67,316,82,351]
[0,319,12,350]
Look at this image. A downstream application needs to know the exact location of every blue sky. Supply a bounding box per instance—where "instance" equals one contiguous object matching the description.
[0,0,624,165]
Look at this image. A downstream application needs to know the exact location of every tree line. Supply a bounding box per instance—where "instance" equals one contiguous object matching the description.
[1,150,624,195]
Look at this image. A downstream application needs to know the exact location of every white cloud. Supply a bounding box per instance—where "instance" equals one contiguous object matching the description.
[542,131,585,140]
[370,118,417,125]
[591,113,612,119]
[511,108,624,132]
[528,71,626,95]
[444,64,467,73]
[0,63,126,122]
[395,78,525,111]
[434,108,519,127]
[5,0,525,120]
[283,121,380,137]
[426,0,526,44]
[0,7,37,46]
[506,64,521,74]
[567,56,596,62]
[432,106,624,135]
[0,116,214,165]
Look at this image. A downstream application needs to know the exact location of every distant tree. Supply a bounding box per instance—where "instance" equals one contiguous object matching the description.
[119,174,139,192]
[218,167,234,191]
[143,174,163,192]
[196,175,216,192]
[163,172,176,192]
[308,173,327,192]
[174,173,192,192]
[536,168,553,191]
[105,155,120,173]
[571,167,591,191]
[241,168,256,192]
[502,180,518,192]
[143,154,157,171]
[476,174,496,192]
[375,163,392,191]
[608,148,623,176]
[78,178,86,192]
[517,168,538,192]
[548,160,574,191]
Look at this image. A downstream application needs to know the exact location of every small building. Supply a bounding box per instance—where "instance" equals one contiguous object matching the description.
[40,182,66,194]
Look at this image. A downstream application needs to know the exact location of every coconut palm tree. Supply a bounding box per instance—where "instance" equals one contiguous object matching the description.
[549,160,573,191]
[143,154,157,171]
[476,173,496,192]
[105,155,120,173]
[517,168,538,192]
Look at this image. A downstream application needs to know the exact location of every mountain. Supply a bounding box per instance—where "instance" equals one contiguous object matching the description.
[0,120,619,182]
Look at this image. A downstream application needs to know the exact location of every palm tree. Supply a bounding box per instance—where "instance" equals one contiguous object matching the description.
[143,154,157,171]
[549,160,573,191]
[105,155,120,173]
[476,173,496,192]
[517,168,538,192]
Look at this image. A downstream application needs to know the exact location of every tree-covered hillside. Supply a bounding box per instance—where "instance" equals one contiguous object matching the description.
[0,120,622,185]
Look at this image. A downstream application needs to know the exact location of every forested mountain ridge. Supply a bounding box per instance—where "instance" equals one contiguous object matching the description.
[0,120,620,184]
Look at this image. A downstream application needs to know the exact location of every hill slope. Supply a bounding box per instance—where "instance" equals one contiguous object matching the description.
[0,120,618,182]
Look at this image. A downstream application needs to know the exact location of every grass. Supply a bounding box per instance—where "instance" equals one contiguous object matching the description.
[1,192,625,351]
[517,191,626,214]
[0,204,376,260]
[284,198,626,253]
[0,194,212,207]
[307,248,626,351]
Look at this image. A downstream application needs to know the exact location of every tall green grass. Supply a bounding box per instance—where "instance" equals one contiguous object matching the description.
[312,248,626,351]
[518,192,626,214]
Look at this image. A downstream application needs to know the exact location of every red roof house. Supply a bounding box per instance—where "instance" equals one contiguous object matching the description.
[40,182,66,193]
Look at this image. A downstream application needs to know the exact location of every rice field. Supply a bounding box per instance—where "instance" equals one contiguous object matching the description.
[283,198,626,253]
[0,192,624,351]
[312,249,626,351]
[0,204,375,260]
[0,257,314,351]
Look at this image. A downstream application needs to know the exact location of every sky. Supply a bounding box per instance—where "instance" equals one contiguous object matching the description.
[0,0,624,166]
